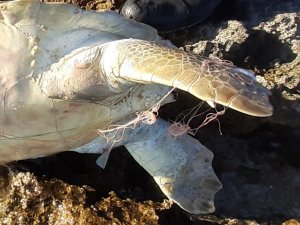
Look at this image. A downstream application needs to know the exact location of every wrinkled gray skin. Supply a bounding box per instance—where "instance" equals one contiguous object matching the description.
[120,0,221,32]
[0,0,272,214]
[120,0,222,31]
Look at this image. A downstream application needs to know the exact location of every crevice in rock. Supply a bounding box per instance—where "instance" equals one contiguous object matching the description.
[226,30,297,70]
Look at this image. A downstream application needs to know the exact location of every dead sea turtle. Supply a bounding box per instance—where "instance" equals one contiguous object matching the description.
[0,0,272,214]
[120,0,222,31]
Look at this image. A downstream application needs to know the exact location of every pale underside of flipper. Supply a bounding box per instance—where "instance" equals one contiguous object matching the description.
[75,118,222,214]
[125,119,222,214]
[101,39,273,117]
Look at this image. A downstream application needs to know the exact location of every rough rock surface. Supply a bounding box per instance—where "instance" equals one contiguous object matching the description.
[0,0,299,225]
[180,0,300,126]
[0,167,171,225]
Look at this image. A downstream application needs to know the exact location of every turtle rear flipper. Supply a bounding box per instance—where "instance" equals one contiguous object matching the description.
[71,117,221,214]
[0,0,161,73]
[0,0,158,38]
[125,119,222,214]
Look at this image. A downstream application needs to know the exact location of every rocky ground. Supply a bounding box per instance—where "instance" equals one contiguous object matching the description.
[0,0,299,224]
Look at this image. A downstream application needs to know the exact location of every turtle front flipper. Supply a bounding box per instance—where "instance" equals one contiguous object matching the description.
[123,119,222,214]
[71,116,221,214]
[101,39,273,117]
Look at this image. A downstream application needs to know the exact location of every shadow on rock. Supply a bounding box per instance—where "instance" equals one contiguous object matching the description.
[226,30,297,70]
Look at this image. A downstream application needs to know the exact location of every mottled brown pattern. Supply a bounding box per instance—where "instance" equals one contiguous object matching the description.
[113,40,273,116]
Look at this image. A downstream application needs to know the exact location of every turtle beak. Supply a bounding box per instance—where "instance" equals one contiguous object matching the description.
[189,67,274,117]
[217,91,273,117]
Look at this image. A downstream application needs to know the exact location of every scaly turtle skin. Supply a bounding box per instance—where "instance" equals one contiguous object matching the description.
[0,0,272,214]
[120,0,222,31]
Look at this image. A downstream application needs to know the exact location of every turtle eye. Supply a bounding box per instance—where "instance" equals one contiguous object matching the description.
[119,0,146,21]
